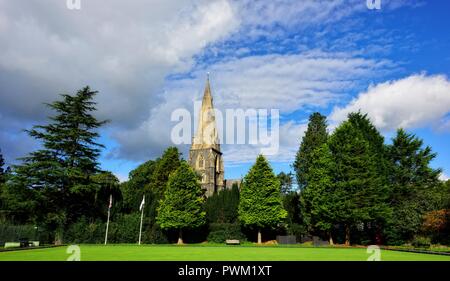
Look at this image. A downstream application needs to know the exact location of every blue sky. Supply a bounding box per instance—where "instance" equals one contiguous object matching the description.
[0,0,449,182]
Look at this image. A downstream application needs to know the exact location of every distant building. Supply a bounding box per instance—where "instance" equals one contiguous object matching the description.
[224,179,242,190]
[188,75,224,197]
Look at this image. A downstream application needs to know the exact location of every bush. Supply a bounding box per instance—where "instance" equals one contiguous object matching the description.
[109,213,140,243]
[144,223,169,244]
[412,236,431,248]
[207,223,246,243]
[64,217,105,244]
[0,224,38,242]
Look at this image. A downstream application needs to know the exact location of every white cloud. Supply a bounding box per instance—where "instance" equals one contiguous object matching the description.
[113,50,392,161]
[0,0,239,161]
[330,74,450,131]
[439,173,449,182]
[0,0,238,123]
[0,0,424,167]
[222,121,307,165]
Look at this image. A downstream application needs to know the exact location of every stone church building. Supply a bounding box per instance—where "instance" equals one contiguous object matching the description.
[188,76,225,197]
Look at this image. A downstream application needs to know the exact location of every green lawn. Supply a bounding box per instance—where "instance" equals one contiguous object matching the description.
[0,245,449,261]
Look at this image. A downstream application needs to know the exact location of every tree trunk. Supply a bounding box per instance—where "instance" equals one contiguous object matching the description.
[257,229,262,244]
[54,228,63,246]
[345,225,350,246]
[329,232,334,246]
[177,229,184,245]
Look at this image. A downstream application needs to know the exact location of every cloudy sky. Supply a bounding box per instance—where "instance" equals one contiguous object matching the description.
[0,0,449,182]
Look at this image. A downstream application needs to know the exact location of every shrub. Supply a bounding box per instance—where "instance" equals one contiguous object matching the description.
[0,224,38,242]
[64,217,105,244]
[207,223,246,243]
[412,236,431,248]
[144,223,169,244]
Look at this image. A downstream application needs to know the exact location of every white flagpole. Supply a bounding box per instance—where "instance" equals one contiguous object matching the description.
[138,195,145,245]
[104,195,112,245]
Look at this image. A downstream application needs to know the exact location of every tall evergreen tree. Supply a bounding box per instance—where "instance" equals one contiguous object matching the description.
[301,144,337,244]
[328,120,390,245]
[156,161,206,244]
[347,112,388,180]
[11,86,107,242]
[238,155,287,243]
[385,128,442,244]
[293,112,328,190]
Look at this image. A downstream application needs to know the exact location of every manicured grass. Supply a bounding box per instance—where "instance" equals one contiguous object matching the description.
[0,244,450,261]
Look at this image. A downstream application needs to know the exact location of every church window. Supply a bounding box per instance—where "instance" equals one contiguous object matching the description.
[198,154,204,169]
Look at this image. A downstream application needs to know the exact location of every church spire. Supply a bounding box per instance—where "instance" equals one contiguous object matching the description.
[189,74,224,197]
[192,73,219,150]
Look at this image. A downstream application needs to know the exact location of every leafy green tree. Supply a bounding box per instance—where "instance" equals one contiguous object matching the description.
[10,86,107,242]
[293,113,328,190]
[277,172,294,194]
[91,171,121,218]
[149,147,181,196]
[238,155,287,243]
[301,144,337,244]
[156,161,206,244]
[328,119,390,245]
[385,128,442,244]
[120,160,156,213]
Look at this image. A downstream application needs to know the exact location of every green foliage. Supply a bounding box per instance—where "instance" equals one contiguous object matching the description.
[385,128,442,244]
[301,144,336,237]
[412,235,431,248]
[91,171,121,218]
[207,223,246,243]
[282,191,301,225]
[293,112,328,190]
[120,160,156,213]
[0,224,39,242]
[205,184,239,223]
[64,214,141,244]
[8,87,108,234]
[328,118,390,244]
[238,155,287,231]
[0,148,7,184]
[157,161,206,232]
[0,176,38,224]
[150,147,181,196]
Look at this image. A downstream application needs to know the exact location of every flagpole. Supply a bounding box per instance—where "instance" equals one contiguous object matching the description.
[138,195,145,245]
[104,207,111,245]
[138,205,144,245]
[104,195,112,245]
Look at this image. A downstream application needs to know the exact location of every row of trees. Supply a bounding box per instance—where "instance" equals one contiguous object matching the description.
[293,112,450,245]
[0,87,287,245]
[0,86,448,246]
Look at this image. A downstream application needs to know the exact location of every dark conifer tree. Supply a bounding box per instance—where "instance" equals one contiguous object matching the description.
[11,86,107,242]
[293,112,328,190]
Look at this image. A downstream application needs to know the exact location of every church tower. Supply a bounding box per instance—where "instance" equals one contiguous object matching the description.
[189,75,224,197]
